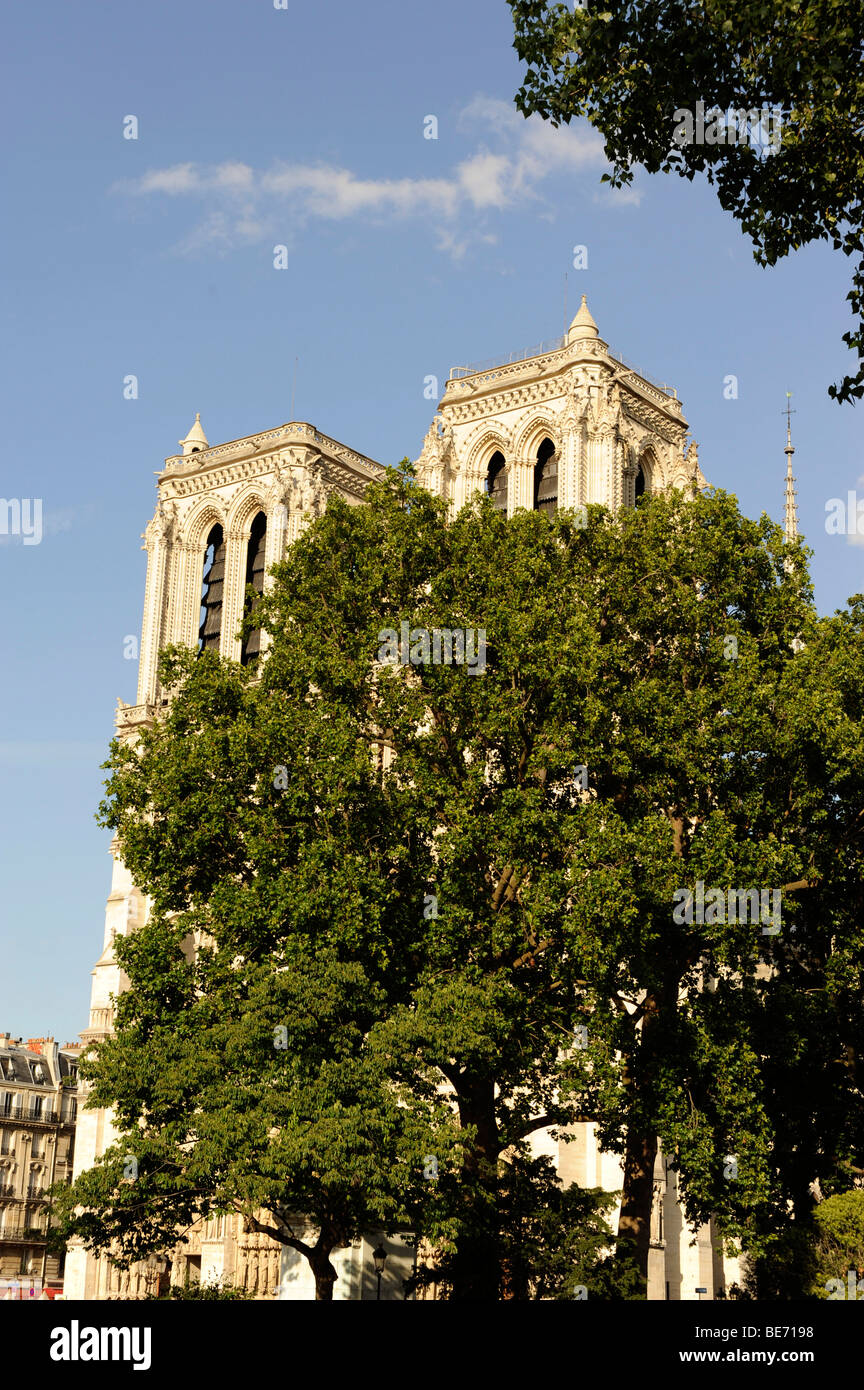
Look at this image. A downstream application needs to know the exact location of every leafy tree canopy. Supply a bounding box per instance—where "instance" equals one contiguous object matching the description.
[56,471,864,1299]
[509,0,864,402]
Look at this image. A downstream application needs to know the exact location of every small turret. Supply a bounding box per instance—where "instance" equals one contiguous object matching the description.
[179,413,209,457]
[567,294,599,343]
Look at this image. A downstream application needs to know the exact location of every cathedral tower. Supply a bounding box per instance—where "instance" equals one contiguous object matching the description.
[64,419,384,1300]
[415,297,704,515]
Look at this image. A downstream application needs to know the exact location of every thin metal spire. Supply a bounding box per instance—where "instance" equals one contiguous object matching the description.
[783,393,799,543]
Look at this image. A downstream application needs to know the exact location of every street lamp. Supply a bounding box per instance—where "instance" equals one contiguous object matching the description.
[372,1243,387,1301]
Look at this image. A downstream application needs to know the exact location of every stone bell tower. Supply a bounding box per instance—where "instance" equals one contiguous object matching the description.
[64,417,384,1300]
[416,303,735,1300]
[415,296,704,515]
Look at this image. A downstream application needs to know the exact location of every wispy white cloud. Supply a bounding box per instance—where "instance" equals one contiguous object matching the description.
[259,165,460,218]
[594,184,643,208]
[112,95,637,257]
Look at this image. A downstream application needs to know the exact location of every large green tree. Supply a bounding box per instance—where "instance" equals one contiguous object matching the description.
[57,471,864,1298]
[56,473,616,1301]
[509,0,864,403]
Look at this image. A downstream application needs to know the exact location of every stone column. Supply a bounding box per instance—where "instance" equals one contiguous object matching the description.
[611,438,625,512]
[622,460,636,510]
[455,466,483,512]
[265,486,289,574]
[574,423,587,506]
[222,527,248,664]
[258,485,289,659]
[601,430,617,509]
[508,456,531,513]
[558,421,578,512]
[137,512,172,706]
[167,541,198,651]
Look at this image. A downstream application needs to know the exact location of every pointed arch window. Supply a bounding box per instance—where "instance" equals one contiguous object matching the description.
[485,451,507,513]
[635,463,647,505]
[533,437,558,516]
[241,511,267,667]
[198,524,225,653]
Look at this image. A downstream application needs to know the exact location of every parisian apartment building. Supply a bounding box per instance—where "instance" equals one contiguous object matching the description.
[0,1034,81,1298]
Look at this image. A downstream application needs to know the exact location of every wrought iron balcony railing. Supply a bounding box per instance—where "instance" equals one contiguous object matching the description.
[0,1227,48,1243]
[0,1108,62,1126]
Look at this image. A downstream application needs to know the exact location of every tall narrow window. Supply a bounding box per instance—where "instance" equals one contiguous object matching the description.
[635,464,646,504]
[199,524,226,653]
[485,451,507,513]
[241,511,267,667]
[534,437,558,516]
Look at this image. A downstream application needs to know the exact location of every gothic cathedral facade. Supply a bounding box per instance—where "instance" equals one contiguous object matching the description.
[65,302,736,1301]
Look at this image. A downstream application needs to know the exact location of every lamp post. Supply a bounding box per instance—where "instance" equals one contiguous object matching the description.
[372,1243,387,1301]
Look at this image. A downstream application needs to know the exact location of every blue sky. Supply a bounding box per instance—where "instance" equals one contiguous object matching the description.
[0,0,860,1043]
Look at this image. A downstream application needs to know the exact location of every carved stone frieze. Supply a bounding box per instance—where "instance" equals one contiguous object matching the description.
[163,421,382,478]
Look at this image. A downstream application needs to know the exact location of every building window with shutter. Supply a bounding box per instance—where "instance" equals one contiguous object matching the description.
[241,511,267,667]
[485,452,507,514]
[533,438,558,516]
[199,524,226,653]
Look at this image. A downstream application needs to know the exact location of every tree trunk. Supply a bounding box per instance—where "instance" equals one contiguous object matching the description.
[617,1125,657,1295]
[309,1248,337,1301]
[247,1218,340,1302]
[308,1224,341,1301]
[451,1076,501,1302]
[616,993,661,1296]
